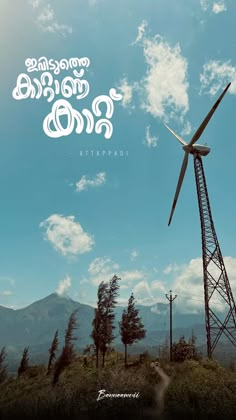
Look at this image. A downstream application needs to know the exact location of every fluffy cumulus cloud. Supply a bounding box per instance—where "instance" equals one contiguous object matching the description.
[129,278,167,306]
[88,257,119,276]
[86,256,144,287]
[171,257,236,314]
[200,0,227,13]
[141,34,189,122]
[212,2,227,13]
[131,256,236,312]
[76,172,106,192]
[200,60,236,96]
[56,275,71,296]
[28,1,72,36]
[132,281,155,305]
[172,258,205,313]
[117,23,189,125]
[40,214,94,257]
[88,257,120,285]
[81,252,236,313]
[151,280,166,294]
[143,126,158,148]
[118,78,134,108]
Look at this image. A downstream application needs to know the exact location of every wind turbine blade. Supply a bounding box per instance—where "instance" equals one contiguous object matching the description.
[168,152,189,226]
[163,123,187,146]
[189,82,231,146]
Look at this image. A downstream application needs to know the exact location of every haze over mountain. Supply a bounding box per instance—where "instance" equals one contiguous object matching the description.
[0,292,205,350]
[1,293,235,371]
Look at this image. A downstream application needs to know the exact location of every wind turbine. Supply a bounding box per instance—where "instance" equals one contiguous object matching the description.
[165,83,236,358]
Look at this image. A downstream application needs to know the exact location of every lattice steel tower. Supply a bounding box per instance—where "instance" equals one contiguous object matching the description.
[164,82,236,358]
[194,154,236,357]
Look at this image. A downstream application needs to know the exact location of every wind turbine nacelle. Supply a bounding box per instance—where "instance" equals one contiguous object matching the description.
[183,144,210,156]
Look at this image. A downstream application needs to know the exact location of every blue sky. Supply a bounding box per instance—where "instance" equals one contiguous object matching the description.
[1,0,236,314]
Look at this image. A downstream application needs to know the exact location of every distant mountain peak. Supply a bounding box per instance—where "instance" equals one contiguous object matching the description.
[55,292,73,300]
[40,292,73,302]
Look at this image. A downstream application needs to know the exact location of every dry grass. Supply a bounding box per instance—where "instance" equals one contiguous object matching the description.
[0,355,236,419]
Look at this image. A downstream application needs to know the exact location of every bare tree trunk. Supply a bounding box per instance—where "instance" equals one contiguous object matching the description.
[125,344,127,367]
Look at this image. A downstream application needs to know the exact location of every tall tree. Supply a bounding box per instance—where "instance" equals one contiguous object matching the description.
[100,275,120,367]
[0,347,7,383]
[47,329,59,375]
[53,310,78,385]
[18,347,29,377]
[119,293,146,366]
[64,309,78,358]
[91,281,108,368]
[91,275,120,368]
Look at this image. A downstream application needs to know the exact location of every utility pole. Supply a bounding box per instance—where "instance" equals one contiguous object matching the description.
[166,290,177,362]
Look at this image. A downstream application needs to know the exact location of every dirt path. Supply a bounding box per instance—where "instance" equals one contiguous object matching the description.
[150,362,171,418]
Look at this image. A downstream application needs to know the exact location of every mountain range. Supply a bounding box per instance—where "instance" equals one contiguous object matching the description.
[0,293,233,370]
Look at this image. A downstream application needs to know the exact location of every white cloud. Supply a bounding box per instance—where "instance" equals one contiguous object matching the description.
[37,4,54,21]
[79,254,236,314]
[88,257,120,285]
[212,2,227,13]
[200,0,209,11]
[200,0,227,12]
[88,257,119,276]
[200,60,236,96]
[130,249,139,261]
[120,284,129,290]
[163,262,183,275]
[143,125,158,148]
[79,250,236,315]
[132,280,156,305]
[141,34,189,121]
[85,255,236,313]
[80,278,89,285]
[157,256,236,314]
[118,78,133,108]
[76,172,106,192]
[172,257,236,314]
[172,258,205,313]
[0,290,13,296]
[151,280,166,293]
[132,20,148,45]
[87,256,144,286]
[56,275,71,296]
[121,270,143,281]
[130,278,168,306]
[118,23,189,124]
[40,214,94,257]
[181,120,192,137]
[29,2,72,37]
[28,0,41,9]
[150,303,168,315]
